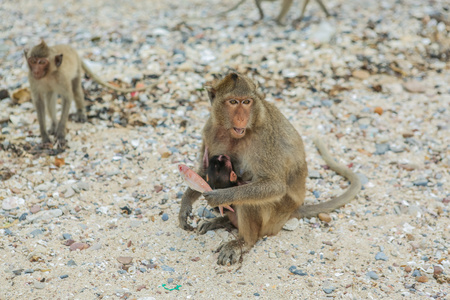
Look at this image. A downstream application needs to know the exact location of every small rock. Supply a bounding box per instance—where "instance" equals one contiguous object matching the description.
[19,213,28,221]
[0,89,9,100]
[367,271,379,280]
[67,260,77,266]
[90,243,102,251]
[117,256,133,265]
[352,70,370,80]
[405,266,412,272]
[356,173,369,186]
[374,143,389,155]
[308,171,321,179]
[24,269,34,274]
[433,266,443,276]
[64,187,75,198]
[412,179,428,187]
[30,204,41,214]
[34,281,45,289]
[403,80,426,93]
[283,218,299,231]
[167,278,174,284]
[375,252,388,261]
[412,270,421,277]
[268,252,277,258]
[416,275,428,283]
[62,233,72,240]
[60,275,69,279]
[312,190,321,198]
[161,213,169,221]
[323,286,336,294]
[318,213,331,223]
[161,265,175,272]
[12,269,23,276]
[197,207,215,219]
[2,197,25,210]
[289,266,307,276]
[76,182,89,191]
[374,107,383,115]
[69,242,89,251]
[322,241,333,246]
[29,229,44,237]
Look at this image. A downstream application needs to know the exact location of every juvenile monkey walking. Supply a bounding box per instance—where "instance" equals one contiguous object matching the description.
[24,41,152,147]
[179,73,361,265]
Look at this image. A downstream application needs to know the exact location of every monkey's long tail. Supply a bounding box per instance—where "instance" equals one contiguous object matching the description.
[292,138,362,219]
[81,61,157,93]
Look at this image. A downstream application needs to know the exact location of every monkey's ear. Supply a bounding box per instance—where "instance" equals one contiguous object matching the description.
[230,72,239,81]
[230,171,237,183]
[55,54,63,67]
[206,86,216,104]
[203,146,209,169]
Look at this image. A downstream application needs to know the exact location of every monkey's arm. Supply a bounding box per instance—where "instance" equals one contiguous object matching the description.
[292,138,362,218]
[81,61,157,93]
[203,177,286,207]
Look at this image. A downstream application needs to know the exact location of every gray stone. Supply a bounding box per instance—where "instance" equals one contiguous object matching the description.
[375,252,388,261]
[308,170,321,179]
[67,260,77,266]
[283,218,299,231]
[289,266,307,276]
[34,281,45,289]
[412,179,428,186]
[367,271,379,280]
[197,206,215,219]
[412,270,421,277]
[161,213,169,221]
[323,287,336,294]
[29,229,44,237]
[374,143,389,155]
[161,265,175,272]
[63,233,72,240]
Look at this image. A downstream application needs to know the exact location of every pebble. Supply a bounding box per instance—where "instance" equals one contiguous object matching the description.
[308,171,321,179]
[29,229,43,237]
[312,190,321,198]
[412,270,421,277]
[117,256,133,265]
[404,266,412,273]
[63,233,72,240]
[356,173,369,186]
[367,271,379,280]
[30,205,41,214]
[197,207,215,219]
[352,70,370,80]
[323,286,336,294]
[161,213,169,221]
[289,266,307,276]
[24,269,34,274]
[90,243,102,251]
[375,252,388,261]
[2,197,25,210]
[34,282,45,289]
[318,213,331,223]
[69,242,89,251]
[433,266,443,276]
[374,143,390,155]
[416,276,428,283]
[19,213,28,221]
[161,265,175,272]
[412,179,428,186]
[67,260,77,266]
[283,218,299,231]
[403,80,426,93]
[60,275,69,279]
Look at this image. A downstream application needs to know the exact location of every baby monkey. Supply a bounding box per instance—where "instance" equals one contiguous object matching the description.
[204,151,242,228]
[24,41,150,147]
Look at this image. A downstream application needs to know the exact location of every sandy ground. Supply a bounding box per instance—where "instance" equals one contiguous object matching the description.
[0,0,449,299]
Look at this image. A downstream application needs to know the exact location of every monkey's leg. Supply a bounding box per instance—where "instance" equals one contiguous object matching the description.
[72,76,87,123]
[55,91,72,148]
[276,0,293,25]
[316,0,330,17]
[179,188,202,231]
[293,0,310,25]
[46,92,57,135]
[32,92,51,144]
[255,0,264,20]
[216,207,259,265]
[198,216,234,234]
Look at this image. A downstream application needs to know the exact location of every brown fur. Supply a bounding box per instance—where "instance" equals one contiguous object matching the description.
[179,72,361,265]
[25,41,157,147]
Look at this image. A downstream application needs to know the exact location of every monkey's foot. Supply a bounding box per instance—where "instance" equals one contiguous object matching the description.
[198,216,234,234]
[48,125,57,136]
[74,111,87,123]
[216,239,244,265]
[55,136,67,149]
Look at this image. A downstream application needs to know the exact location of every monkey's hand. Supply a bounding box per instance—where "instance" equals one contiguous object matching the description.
[178,188,202,231]
[203,189,233,208]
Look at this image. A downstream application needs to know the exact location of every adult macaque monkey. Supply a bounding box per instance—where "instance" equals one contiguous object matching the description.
[24,40,152,147]
[256,0,331,25]
[179,73,361,265]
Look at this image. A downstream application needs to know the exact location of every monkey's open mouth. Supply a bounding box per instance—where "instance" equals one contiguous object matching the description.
[233,128,245,135]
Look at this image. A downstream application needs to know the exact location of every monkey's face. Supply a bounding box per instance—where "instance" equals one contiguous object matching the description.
[225,97,253,139]
[27,57,49,80]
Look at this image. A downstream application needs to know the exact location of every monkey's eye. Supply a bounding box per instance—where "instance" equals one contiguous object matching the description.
[229,99,238,105]
[38,60,46,65]
[242,99,251,105]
